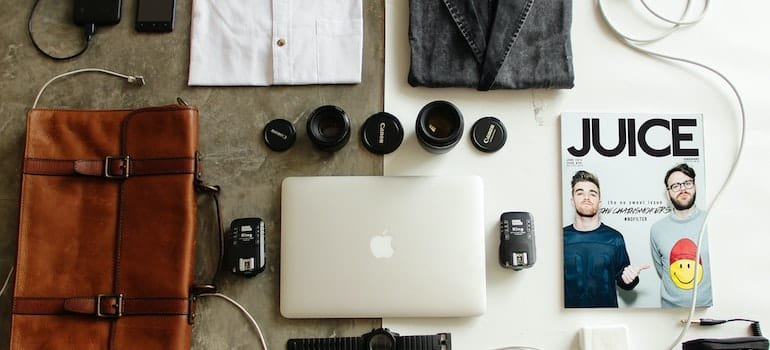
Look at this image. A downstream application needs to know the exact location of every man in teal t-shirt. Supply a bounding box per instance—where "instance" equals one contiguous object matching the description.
[564,170,648,308]
[650,163,713,308]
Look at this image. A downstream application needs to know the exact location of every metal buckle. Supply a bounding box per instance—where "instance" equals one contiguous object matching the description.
[188,295,196,325]
[96,294,123,318]
[104,156,130,179]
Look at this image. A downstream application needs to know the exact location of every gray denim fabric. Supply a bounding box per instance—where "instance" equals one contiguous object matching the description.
[408,0,575,91]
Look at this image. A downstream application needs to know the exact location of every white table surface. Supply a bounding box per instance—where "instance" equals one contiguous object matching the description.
[382,0,770,349]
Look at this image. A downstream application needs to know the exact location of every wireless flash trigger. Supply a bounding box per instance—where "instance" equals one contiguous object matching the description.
[499,212,536,270]
[227,218,266,277]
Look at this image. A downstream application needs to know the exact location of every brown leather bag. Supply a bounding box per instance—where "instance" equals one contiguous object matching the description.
[11,104,204,349]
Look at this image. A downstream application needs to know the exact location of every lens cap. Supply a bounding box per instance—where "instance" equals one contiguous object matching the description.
[361,112,403,155]
[307,105,351,152]
[263,118,296,152]
[471,116,507,153]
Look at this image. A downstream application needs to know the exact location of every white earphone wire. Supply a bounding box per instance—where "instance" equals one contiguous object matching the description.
[596,1,746,349]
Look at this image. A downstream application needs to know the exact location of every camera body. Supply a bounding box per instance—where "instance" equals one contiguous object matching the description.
[286,328,452,350]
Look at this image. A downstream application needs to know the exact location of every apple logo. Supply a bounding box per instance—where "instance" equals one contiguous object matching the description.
[369,229,394,258]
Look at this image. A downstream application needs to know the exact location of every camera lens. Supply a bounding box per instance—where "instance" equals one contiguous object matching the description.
[307,105,351,152]
[367,333,395,350]
[415,100,464,153]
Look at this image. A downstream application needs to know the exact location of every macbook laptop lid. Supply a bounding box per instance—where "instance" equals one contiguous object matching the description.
[280,176,486,318]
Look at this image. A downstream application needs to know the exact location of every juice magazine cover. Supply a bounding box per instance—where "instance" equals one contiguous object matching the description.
[560,112,712,308]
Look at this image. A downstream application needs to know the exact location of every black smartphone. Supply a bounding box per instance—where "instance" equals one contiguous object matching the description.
[74,0,122,26]
[135,0,175,33]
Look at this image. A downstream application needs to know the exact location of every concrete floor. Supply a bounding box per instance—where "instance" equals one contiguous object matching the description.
[0,0,383,348]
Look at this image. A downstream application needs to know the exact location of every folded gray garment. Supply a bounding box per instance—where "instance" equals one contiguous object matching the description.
[408,0,575,91]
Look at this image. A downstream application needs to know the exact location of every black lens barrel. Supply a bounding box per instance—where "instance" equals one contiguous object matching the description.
[307,105,351,152]
[415,100,464,154]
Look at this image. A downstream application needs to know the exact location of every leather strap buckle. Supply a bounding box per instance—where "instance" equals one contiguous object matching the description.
[96,294,124,318]
[104,156,130,179]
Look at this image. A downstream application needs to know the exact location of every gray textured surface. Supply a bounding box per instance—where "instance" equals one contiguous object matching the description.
[0,0,383,348]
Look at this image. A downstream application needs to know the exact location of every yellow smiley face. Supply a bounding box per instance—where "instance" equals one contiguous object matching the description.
[669,258,703,289]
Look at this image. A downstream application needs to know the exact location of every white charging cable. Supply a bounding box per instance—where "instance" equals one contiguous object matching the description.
[596,1,746,349]
[0,267,13,297]
[32,68,145,109]
[198,292,269,350]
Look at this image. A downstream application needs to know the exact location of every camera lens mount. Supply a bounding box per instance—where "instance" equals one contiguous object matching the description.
[415,100,464,154]
[306,105,351,152]
[366,329,396,350]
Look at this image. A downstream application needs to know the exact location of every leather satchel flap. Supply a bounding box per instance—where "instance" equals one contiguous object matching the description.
[12,105,199,350]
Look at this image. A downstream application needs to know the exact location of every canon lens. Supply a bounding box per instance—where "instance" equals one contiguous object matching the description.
[306,105,351,152]
[415,100,464,154]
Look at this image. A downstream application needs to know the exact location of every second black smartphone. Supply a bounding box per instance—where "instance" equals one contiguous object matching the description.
[135,0,175,33]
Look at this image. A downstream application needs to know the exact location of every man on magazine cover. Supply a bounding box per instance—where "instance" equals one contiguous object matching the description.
[650,163,713,308]
[563,170,648,308]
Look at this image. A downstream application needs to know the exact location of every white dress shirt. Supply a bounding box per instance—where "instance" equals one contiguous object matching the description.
[189,0,363,86]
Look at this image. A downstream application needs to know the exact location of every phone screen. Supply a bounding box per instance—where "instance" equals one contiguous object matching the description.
[136,0,175,32]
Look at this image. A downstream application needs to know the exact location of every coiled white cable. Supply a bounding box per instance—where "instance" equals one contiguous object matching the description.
[596,1,746,349]
[32,68,145,109]
[198,292,269,350]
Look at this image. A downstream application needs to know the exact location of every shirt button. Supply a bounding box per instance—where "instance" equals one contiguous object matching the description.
[276,38,286,47]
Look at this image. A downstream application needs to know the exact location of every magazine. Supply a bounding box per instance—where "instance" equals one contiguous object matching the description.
[560,112,712,308]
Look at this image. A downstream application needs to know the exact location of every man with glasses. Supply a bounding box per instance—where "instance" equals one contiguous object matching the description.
[650,163,713,307]
[563,170,648,308]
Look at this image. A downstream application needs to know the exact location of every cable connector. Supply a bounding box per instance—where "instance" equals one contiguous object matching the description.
[83,22,96,42]
[683,318,763,337]
[126,75,146,86]
[682,318,728,326]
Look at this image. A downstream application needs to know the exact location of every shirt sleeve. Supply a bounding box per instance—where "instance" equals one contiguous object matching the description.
[650,228,666,278]
[615,235,639,290]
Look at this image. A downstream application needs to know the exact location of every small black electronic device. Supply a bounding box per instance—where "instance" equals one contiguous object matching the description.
[74,0,122,26]
[227,218,265,277]
[499,211,536,270]
[135,0,175,32]
[287,328,452,350]
[683,336,768,350]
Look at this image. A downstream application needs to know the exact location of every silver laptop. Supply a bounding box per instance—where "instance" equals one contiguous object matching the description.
[280,176,486,318]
